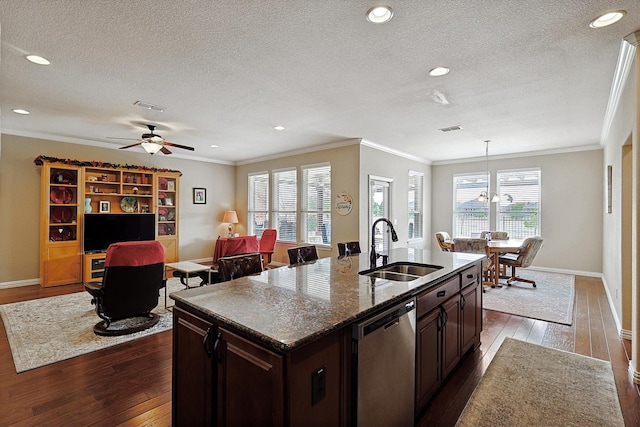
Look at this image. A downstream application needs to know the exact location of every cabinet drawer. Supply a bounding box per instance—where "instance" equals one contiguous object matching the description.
[91,258,105,269]
[460,264,480,289]
[417,276,460,318]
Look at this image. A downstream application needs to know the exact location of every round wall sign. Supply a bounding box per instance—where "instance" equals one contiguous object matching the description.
[335,191,353,216]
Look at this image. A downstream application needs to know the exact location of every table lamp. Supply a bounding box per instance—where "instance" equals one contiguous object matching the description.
[222,210,239,237]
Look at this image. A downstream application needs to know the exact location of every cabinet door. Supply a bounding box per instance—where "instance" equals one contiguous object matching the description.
[416,309,441,411]
[172,306,215,427]
[42,242,81,286]
[441,296,461,379]
[461,282,481,353]
[217,327,284,427]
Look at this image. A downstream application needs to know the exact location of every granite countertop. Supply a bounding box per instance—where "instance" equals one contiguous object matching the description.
[170,248,483,353]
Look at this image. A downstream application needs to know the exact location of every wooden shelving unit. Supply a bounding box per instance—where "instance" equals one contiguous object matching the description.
[38,158,181,286]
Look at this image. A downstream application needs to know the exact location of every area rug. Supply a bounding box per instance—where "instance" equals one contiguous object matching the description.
[483,269,575,325]
[455,337,625,427]
[0,278,185,373]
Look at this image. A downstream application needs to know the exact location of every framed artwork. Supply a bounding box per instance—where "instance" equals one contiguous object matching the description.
[164,197,174,206]
[193,187,206,204]
[167,180,175,191]
[99,201,110,213]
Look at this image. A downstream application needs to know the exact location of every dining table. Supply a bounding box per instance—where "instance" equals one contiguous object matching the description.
[443,238,524,288]
[485,239,524,287]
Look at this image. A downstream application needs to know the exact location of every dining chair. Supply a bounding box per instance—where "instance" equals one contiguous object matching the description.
[217,253,264,282]
[480,231,509,240]
[288,245,319,265]
[435,231,452,252]
[452,237,494,290]
[498,236,544,287]
[337,241,361,256]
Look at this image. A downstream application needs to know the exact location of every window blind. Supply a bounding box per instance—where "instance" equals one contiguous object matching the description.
[302,164,331,245]
[453,173,489,236]
[273,169,297,242]
[497,168,541,238]
[408,170,423,239]
[248,173,269,238]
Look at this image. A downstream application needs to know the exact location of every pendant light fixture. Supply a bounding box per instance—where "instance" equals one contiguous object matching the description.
[478,140,500,203]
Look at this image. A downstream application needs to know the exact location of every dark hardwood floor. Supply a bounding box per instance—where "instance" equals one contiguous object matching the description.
[0,275,638,426]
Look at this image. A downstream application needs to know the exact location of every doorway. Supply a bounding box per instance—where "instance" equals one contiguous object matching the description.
[369,176,392,254]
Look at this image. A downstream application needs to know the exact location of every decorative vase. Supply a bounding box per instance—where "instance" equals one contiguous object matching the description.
[85,198,92,214]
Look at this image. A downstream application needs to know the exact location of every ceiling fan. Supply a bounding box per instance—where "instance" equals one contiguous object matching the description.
[111,124,195,155]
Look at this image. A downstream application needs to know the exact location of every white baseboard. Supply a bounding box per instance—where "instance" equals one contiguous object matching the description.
[0,278,40,289]
[528,266,601,278]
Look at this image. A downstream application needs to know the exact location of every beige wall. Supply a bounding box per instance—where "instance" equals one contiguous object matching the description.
[431,149,604,274]
[235,142,361,264]
[359,145,431,251]
[602,53,637,334]
[0,134,235,284]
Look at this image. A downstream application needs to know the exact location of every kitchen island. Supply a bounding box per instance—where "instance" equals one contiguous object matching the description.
[170,248,484,426]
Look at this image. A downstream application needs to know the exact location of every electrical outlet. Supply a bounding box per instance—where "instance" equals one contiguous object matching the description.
[311,366,326,405]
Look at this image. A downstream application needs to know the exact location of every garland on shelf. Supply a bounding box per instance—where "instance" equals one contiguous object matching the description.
[33,155,182,175]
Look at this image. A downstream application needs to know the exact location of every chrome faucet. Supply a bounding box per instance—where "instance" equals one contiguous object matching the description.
[370,218,398,268]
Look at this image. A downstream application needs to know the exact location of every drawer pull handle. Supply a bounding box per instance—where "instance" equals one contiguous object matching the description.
[466,274,474,279]
[437,290,446,298]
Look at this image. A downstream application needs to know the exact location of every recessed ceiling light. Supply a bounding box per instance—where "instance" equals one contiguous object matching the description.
[25,55,50,65]
[273,125,286,131]
[12,109,30,115]
[366,6,393,24]
[429,66,450,77]
[589,10,626,28]
[209,144,219,148]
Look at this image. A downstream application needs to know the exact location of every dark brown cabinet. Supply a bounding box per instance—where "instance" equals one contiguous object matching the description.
[215,327,284,427]
[171,259,482,426]
[172,306,215,426]
[415,262,481,415]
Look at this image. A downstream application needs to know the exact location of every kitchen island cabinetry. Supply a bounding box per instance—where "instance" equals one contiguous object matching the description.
[171,249,482,426]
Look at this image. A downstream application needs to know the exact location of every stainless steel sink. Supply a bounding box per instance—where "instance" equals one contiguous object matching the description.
[380,263,442,276]
[364,270,421,282]
[359,262,443,282]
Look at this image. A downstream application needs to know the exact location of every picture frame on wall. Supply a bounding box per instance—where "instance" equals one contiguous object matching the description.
[99,201,110,213]
[193,187,206,204]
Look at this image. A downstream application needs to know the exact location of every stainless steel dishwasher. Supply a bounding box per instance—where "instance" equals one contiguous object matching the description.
[352,298,416,427]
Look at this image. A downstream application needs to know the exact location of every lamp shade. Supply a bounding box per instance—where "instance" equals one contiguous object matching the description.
[222,210,239,224]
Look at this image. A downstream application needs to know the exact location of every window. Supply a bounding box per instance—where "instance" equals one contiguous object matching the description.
[302,164,331,245]
[453,173,489,237]
[497,168,541,239]
[272,169,297,242]
[248,172,269,238]
[408,170,423,240]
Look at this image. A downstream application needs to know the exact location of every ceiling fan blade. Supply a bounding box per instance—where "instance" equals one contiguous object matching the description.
[107,137,140,141]
[119,142,143,150]
[163,141,195,151]
[160,146,172,155]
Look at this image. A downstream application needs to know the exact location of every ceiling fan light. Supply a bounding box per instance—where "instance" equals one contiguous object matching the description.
[141,141,163,154]
[491,194,500,203]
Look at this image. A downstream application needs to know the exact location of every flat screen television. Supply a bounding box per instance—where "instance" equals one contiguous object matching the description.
[83,213,156,253]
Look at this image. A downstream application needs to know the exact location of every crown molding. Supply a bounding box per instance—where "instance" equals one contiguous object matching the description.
[600,30,640,146]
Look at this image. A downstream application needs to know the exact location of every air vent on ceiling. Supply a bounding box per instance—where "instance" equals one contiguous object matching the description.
[438,125,462,132]
[133,101,165,112]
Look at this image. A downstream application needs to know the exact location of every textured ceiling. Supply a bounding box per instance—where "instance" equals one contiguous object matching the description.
[1,1,639,164]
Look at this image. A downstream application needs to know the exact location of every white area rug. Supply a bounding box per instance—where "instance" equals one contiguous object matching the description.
[0,278,185,373]
[483,270,575,325]
[456,338,625,427]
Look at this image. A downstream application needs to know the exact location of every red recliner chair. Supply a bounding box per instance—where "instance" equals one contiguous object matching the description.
[85,240,166,336]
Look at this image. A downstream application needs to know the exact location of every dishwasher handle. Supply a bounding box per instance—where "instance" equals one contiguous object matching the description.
[354,299,416,340]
